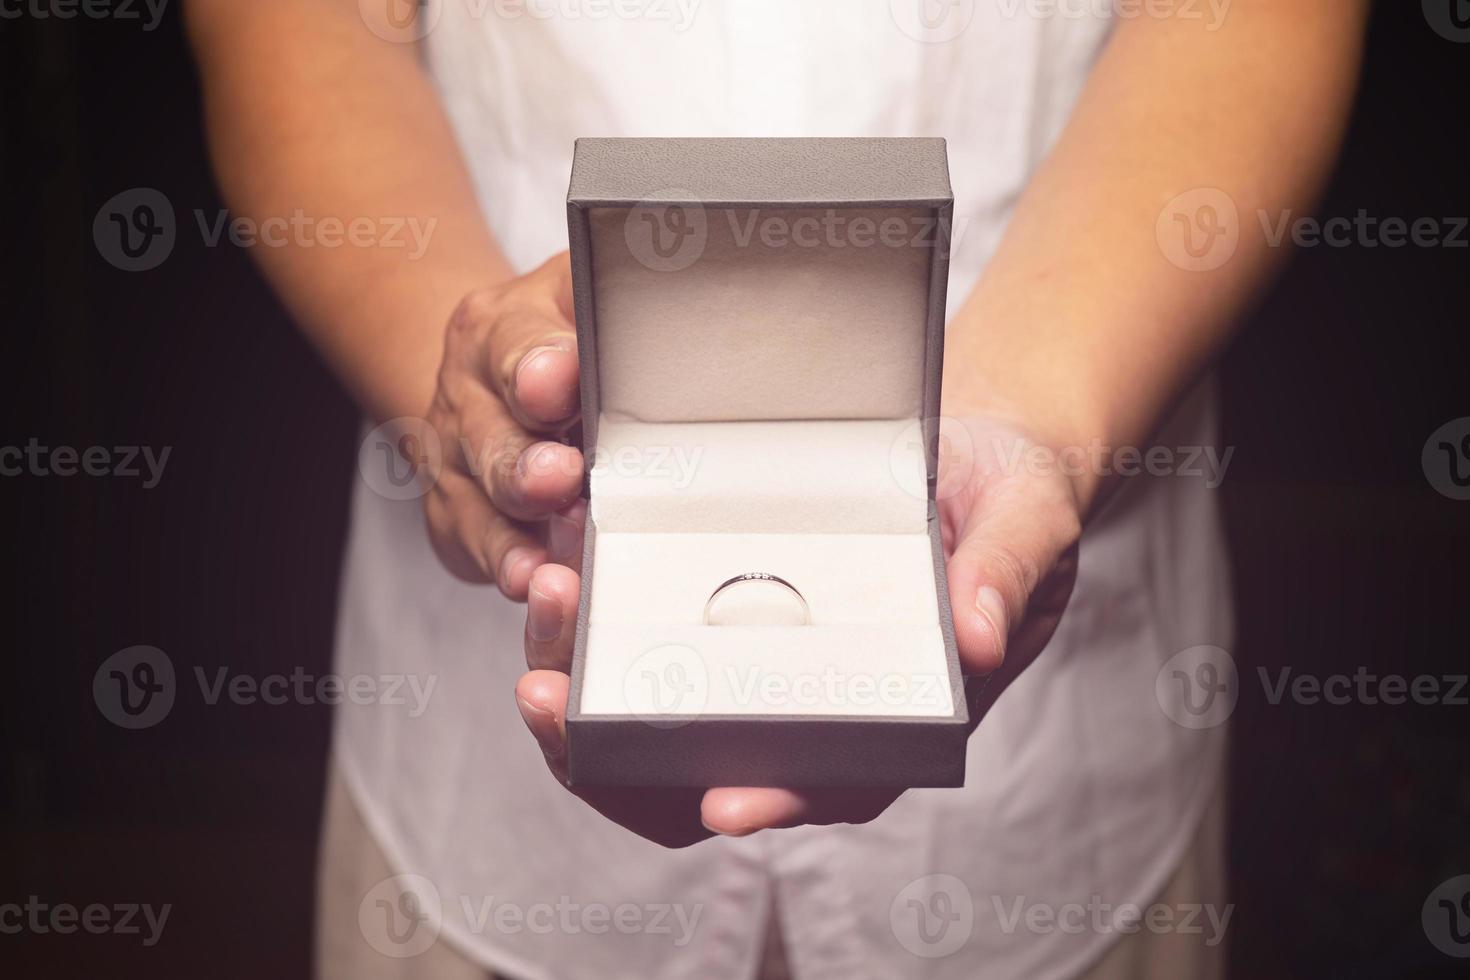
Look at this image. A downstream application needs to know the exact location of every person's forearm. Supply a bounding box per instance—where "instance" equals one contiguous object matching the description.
[186,0,510,422]
[945,0,1368,513]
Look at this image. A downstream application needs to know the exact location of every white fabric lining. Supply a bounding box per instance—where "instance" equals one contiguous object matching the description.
[589,416,930,534]
[588,531,938,626]
[580,624,953,717]
[589,205,932,422]
[584,418,946,717]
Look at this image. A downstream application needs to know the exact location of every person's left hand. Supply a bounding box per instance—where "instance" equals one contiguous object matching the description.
[514,415,1082,848]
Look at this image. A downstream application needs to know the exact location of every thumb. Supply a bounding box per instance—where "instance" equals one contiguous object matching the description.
[946,474,1081,682]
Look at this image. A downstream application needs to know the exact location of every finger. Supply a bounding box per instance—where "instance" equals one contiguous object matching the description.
[425,469,546,599]
[947,476,1081,679]
[516,669,571,779]
[479,256,580,428]
[525,563,580,672]
[514,670,711,848]
[547,499,587,571]
[452,385,584,520]
[508,331,580,430]
[700,786,901,837]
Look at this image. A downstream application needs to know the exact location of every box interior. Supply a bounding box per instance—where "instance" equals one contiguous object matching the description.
[580,204,954,719]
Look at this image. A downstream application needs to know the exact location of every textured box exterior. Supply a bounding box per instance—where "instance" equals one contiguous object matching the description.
[565,137,967,787]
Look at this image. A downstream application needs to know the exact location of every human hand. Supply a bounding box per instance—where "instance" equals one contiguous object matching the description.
[419,253,586,597]
[513,414,1082,847]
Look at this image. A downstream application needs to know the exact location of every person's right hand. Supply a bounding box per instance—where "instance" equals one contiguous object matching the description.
[421,253,585,598]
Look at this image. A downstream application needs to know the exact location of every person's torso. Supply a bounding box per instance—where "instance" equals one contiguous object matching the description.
[332,6,1231,978]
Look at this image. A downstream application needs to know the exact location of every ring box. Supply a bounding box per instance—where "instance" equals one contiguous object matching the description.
[564,137,968,787]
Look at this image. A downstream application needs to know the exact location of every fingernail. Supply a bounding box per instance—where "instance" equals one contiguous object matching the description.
[976,586,1008,650]
[549,511,581,565]
[518,442,561,480]
[528,588,563,642]
[702,816,758,837]
[516,695,564,760]
[700,804,760,837]
[514,346,559,390]
[499,546,536,595]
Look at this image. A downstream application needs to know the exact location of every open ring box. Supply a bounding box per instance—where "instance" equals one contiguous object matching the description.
[564,138,968,787]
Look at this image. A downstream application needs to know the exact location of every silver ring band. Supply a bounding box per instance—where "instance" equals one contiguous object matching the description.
[703,572,810,626]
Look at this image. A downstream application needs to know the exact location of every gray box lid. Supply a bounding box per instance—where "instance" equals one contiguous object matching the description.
[568,137,953,208]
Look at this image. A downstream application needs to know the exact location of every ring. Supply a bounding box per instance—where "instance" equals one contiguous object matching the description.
[703,573,810,627]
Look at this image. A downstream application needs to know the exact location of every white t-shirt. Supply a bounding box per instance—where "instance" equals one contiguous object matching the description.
[333,3,1232,977]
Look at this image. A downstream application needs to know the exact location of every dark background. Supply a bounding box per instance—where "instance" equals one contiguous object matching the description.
[2,3,1467,977]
